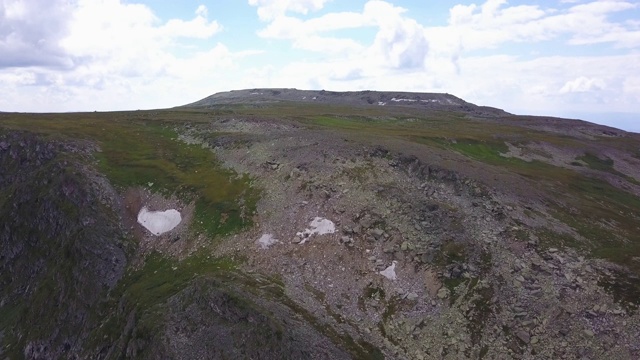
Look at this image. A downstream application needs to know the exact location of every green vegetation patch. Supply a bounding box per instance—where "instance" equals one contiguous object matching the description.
[423,136,640,298]
[463,279,494,346]
[577,152,640,185]
[437,240,467,265]
[88,251,237,350]
[535,227,583,251]
[449,139,509,163]
[118,252,236,310]
[578,152,615,172]
[311,115,372,129]
[448,139,565,178]
[341,163,376,183]
[548,176,640,306]
[414,137,571,184]
[0,113,259,239]
[551,177,640,263]
[94,124,258,238]
[363,284,386,301]
[598,268,640,312]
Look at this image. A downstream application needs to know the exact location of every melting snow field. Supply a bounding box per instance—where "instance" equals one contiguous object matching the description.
[137,207,182,236]
[379,261,398,280]
[257,234,278,249]
[296,217,335,244]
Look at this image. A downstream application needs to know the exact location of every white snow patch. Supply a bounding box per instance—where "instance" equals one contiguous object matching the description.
[137,207,182,236]
[296,217,335,244]
[379,261,398,280]
[391,98,417,102]
[257,234,278,249]
[378,101,386,106]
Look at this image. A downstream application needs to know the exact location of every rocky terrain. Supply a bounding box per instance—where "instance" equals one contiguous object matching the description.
[1,89,640,359]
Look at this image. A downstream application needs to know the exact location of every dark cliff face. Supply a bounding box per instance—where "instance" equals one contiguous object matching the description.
[0,131,127,359]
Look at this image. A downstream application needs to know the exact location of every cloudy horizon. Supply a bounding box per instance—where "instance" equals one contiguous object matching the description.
[1,0,639,131]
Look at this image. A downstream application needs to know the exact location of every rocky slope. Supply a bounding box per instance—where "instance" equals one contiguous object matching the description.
[177,114,640,359]
[1,90,640,359]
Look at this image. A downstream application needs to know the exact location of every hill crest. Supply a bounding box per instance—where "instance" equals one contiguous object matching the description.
[184,88,510,117]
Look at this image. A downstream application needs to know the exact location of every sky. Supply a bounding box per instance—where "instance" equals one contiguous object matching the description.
[1,0,639,132]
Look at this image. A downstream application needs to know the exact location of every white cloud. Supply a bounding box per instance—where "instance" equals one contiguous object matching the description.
[369,12,428,69]
[248,0,631,84]
[623,77,640,98]
[293,36,365,54]
[61,1,221,59]
[569,28,640,48]
[249,0,332,21]
[569,1,636,14]
[196,4,208,17]
[257,11,370,39]
[424,0,640,56]
[0,68,37,86]
[255,1,431,70]
[0,0,249,111]
[560,76,606,93]
[0,0,74,68]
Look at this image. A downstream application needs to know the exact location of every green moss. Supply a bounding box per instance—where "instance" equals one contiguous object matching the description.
[443,278,467,305]
[0,115,259,240]
[381,296,401,323]
[452,139,567,179]
[119,252,236,310]
[342,163,375,183]
[438,240,467,265]
[535,227,582,251]
[363,284,386,300]
[548,175,640,304]
[464,282,494,345]
[574,176,640,211]
[577,152,640,185]
[193,185,257,239]
[86,251,237,352]
[450,139,509,162]
[310,116,372,129]
[598,269,640,311]
[480,250,493,271]
[479,345,490,359]
[304,283,327,303]
[96,125,258,238]
[578,153,614,172]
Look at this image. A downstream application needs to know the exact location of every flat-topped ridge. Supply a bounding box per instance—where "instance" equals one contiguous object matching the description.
[182,88,510,117]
